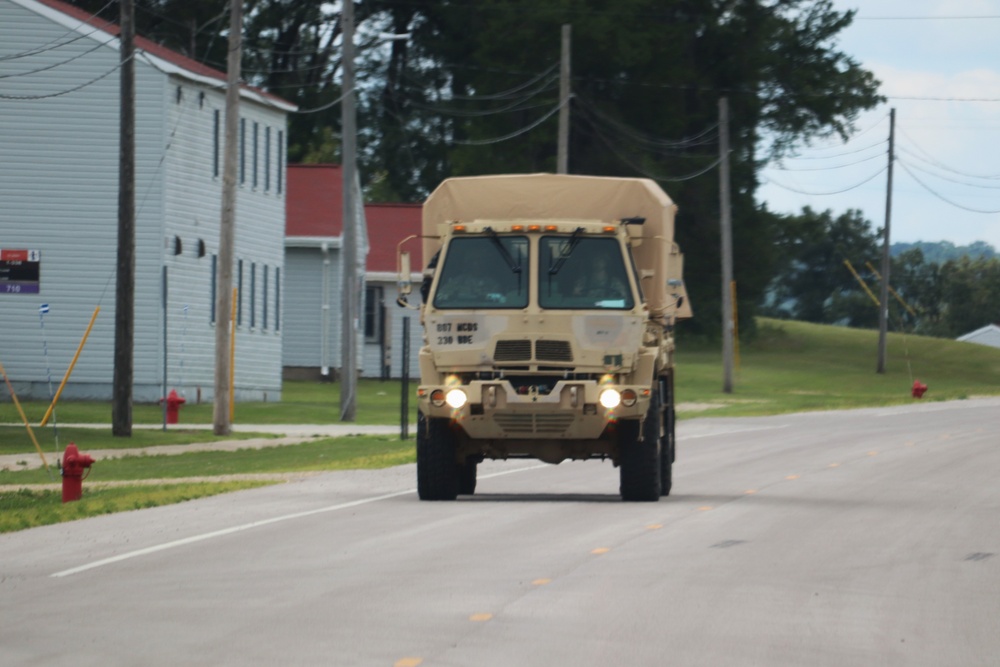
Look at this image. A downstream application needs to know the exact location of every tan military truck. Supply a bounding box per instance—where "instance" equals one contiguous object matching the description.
[398,174,691,501]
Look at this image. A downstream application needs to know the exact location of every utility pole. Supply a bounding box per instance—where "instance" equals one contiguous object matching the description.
[718,97,734,394]
[557,24,571,174]
[340,0,358,421]
[112,0,135,437]
[877,107,896,374]
[213,0,242,435]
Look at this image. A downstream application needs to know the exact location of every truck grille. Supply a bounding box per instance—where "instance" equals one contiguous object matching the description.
[494,413,576,435]
[493,339,573,363]
[536,340,573,362]
[494,340,532,361]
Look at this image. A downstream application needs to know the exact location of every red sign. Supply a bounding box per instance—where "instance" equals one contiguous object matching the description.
[0,249,41,294]
[0,249,29,261]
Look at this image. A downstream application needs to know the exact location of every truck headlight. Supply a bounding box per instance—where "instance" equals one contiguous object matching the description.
[599,388,621,409]
[430,389,446,407]
[445,389,468,409]
[621,389,638,407]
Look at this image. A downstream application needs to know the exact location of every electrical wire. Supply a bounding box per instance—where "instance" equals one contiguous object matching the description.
[574,94,719,150]
[897,160,1000,214]
[769,150,886,172]
[0,52,134,100]
[0,38,109,80]
[897,154,1000,190]
[897,128,1000,179]
[0,0,117,62]
[443,63,559,102]
[452,99,565,145]
[776,138,887,160]
[764,165,888,195]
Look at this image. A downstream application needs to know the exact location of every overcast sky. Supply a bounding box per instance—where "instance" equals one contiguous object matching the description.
[756,0,1000,250]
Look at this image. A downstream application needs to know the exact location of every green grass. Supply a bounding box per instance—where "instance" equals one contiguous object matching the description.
[0,435,415,485]
[0,482,272,534]
[672,318,1000,417]
[0,426,269,457]
[2,318,999,531]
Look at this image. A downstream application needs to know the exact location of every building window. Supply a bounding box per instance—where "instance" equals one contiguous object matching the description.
[275,267,281,331]
[263,265,269,330]
[250,262,257,329]
[239,118,246,185]
[364,286,383,343]
[237,258,244,325]
[212,110,220,178]
[277,130,284,194]
[264,127,271,192]
[252,121,259,189]
[210,254,217,323]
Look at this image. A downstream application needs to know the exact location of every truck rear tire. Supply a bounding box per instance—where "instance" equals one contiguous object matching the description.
[417,412,459,500]
[619,391,662,501]
[661,378,674,496]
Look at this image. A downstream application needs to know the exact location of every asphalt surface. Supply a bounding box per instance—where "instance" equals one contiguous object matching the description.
[1,398,998,666]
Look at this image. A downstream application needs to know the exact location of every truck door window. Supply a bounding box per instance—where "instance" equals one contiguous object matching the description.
[539,237,634,309]
[433,236,529,309]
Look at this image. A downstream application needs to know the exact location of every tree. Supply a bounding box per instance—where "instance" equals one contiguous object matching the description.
[762,207,881,325]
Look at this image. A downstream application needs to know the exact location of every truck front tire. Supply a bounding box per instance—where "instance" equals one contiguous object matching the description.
[619,389,663,501]
[417,412,460,500]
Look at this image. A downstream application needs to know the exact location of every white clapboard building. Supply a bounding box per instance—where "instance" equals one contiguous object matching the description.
[0,0,295,403]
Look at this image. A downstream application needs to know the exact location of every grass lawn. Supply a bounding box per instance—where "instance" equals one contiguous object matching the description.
[2,318,998,531]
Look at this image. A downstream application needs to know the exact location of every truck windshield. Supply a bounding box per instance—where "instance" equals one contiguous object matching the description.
[433,236,529,309]
[539,237,634,309]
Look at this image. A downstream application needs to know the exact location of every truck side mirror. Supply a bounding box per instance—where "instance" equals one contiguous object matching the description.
[398,250,412,296]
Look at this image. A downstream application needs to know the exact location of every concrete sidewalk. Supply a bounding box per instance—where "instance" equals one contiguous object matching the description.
[0,424,405,472]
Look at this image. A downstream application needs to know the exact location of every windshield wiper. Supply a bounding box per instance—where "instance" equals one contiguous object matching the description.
[484,227,521,273]
[548,227,585,276]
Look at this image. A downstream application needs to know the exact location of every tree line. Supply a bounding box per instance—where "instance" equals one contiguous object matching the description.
[762,207,1000,337]
[71,1,1000,337]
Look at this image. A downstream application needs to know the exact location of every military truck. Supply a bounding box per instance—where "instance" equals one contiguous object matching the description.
[398,174,691,501]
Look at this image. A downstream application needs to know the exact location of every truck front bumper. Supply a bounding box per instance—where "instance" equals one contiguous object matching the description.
[418,379,650,440]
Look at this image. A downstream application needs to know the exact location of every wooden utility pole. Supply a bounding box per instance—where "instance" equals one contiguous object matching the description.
[213,0,242,435]
[877,108,895,374]
[112,0,135,437]
[557,24,571,174]
[340,0,358,421]
[718,97,734,394]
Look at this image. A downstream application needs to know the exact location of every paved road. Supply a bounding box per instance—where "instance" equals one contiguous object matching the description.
[1,398,998,666]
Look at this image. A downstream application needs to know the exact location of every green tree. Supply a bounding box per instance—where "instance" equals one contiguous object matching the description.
[762,207,881,325]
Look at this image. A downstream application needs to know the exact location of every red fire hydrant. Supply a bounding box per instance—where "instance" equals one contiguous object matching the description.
[62,443,95,503]
[162,389,187,424]
[912,380,928,399]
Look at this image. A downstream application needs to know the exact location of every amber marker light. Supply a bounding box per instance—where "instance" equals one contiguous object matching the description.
[620,389,638,407]
[453,225,466,233]
[430,389,446,407]
[544,225,558,232]
[511,224,524,231]
[528,224,541,232]
[602,226,617,233]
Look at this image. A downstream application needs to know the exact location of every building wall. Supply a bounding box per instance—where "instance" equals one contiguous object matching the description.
[362,277,423,379]
[0,0,287,402]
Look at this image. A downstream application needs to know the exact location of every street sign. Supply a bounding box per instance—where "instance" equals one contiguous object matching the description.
[0,249,41,294]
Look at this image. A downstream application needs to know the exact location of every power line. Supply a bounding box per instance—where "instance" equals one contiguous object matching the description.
[897,160,1000,214]
[0,38,108,80]
[898,156,1000,190]
[764,166,888,196]
[452,98,565,145]
[770,151,886,172]
[0,0,117,62]
[0,52,134,100]
[896,129,1000,179]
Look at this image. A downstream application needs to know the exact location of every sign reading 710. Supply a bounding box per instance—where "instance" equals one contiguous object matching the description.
[0,249,41,294]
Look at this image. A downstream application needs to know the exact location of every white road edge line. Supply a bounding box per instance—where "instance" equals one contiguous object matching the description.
[51,463,550,579]
[682,424,790,439]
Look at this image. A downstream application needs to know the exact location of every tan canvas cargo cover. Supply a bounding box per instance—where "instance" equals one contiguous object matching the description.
[423,173,691,320]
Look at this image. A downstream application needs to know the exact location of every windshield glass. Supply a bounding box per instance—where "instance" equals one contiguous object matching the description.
[433,236,529,309]
[539,236,634,309]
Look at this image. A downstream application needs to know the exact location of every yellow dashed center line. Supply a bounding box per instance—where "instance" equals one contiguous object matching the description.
[395,659,423,667]
[646,524,663,530]
[532,578,552,586]
[828,463,840,468]
[868,451,878,457]
[591,547,611,555]
[744,489,757,494]
[785,475,800,480]
[469,613,493,622]
[698,506,713,511]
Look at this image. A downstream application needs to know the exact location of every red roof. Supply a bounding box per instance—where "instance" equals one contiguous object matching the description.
[286,164,344,237]
[31,0,293,108]
[365,202,423,272]
[286,164,423,272]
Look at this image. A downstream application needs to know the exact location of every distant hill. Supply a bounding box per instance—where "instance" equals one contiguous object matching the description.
[891,240,997,263]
